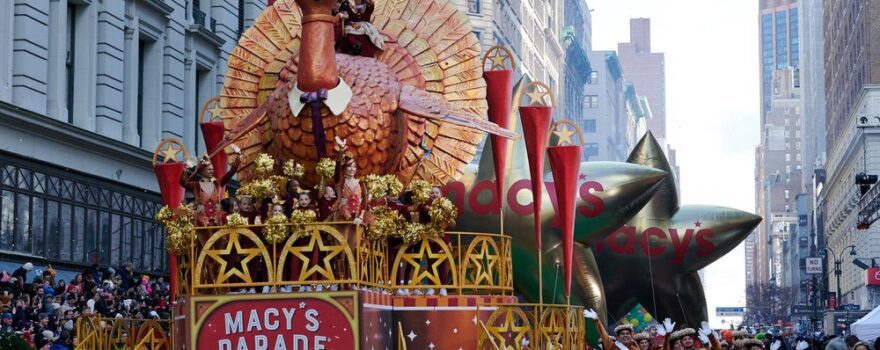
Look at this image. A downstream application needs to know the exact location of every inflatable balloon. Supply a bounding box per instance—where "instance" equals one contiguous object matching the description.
[591,132,762,325]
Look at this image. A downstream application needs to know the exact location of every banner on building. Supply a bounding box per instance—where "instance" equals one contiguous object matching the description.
[867,267,880,286]
[715,307,745,317]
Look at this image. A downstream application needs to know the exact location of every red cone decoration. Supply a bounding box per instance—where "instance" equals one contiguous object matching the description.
[519,106,553,249]
[153,161,186,301]
[200,121,229,181]
[484,70,514,214]
[547,145,582,298]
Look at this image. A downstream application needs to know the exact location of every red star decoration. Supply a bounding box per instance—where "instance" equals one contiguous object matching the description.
[578,173,587,181]
[694,221,702,228]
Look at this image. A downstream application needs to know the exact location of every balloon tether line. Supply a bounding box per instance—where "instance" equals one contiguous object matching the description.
[647,240,659,318]
[552,261,560,305]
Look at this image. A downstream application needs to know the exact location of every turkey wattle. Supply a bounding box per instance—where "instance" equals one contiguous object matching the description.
[219,0,516,185]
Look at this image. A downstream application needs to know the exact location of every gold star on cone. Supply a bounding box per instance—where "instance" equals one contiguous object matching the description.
[488,50,508,70]
[552,125,576,146]
[525,87,550,106]
[160,144,181,163]
[208,103,223,120]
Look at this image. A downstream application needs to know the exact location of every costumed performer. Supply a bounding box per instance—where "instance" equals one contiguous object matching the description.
[584,308,639,350]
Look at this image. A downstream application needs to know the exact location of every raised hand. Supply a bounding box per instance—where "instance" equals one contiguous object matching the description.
[699,321,713,339]
[657,318,675,336]
[796,341,810,350]
[583,309,598,320]
[771,340,782,350]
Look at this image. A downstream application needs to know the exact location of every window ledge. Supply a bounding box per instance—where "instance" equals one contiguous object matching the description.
[188,24,226,48]
[141,0,175,16]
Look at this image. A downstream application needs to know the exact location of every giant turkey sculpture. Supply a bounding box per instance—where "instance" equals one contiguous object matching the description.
[217,0,515,185]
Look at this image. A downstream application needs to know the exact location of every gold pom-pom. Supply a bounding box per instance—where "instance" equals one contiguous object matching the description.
[263,214,289,244]
[364,174,386,199]
[254,153,275,178]
[402,222,427,245]
[316,158,336,179]
[160,204,195,255]
[384,175,404,197]
[367,206,404,241]
[410,180,431,205]
[289,209,317,240]
[283,160,304,179]
[226,213,247,227]
[237,178,277,200]
[155,206,173,225]
[428,197,457,234]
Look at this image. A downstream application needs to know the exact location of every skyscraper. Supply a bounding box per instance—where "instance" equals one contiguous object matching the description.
[617,18,666,140]
[751,0,800,289]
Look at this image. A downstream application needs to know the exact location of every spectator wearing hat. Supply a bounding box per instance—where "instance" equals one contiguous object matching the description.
[11,262,33,290]
[1,312,13,333]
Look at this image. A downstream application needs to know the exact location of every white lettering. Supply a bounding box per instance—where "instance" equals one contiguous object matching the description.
[305,309,319,332]
[247,310,262,332]
[219,339,232,350]
[292,335,308,350]
[236,336,249,350]
[282,308,297,330]
[314,335,327,350]
[264,308,280,331]
[255,335,268,350]
[273,335,287,350]
[224,312,243,334]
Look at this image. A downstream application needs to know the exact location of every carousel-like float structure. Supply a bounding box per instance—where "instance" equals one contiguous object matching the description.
[71,0,762,349]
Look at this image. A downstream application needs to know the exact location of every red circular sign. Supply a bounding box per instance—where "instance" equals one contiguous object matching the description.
[196,296,356,350]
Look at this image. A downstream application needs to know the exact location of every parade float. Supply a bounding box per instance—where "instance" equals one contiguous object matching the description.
[72,0,761,349]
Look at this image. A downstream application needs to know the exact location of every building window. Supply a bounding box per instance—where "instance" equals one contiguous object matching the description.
[194,66,212,155]
[584,143,599,157]
[66,4,77,123]
[584,119,596,133]
[473,31,481,41]
[467,0,480,13]
[586,95,598,109]
[238,0,246,37]
[796,153,801,162]
[786,153,790,162]
[137,40,147,146]
[589,71,598,85]
[0,156,166,272]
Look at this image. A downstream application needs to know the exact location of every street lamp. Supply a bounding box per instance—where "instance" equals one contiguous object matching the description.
[825,245,857,305]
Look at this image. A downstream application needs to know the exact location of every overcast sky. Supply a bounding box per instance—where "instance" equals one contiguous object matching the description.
[588,0,760,328]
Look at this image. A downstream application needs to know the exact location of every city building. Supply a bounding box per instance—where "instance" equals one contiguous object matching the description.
[750,0,800,294]
[820,0,880,334]
[561,0,593,143]
[616,18,665,140]
[581,50,629,161]
[0,0,263,280]
[616,18,678,189]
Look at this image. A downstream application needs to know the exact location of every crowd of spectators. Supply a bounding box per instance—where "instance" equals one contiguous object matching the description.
[0,261,171,349]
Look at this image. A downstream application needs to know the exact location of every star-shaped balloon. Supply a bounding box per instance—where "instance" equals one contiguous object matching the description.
[588,132,762,325]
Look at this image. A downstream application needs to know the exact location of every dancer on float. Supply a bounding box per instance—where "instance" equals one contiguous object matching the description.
[333,0,387,57]
[333,140,366,290]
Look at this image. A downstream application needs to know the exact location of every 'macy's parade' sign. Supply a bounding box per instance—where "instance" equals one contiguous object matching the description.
[193,294,358,350]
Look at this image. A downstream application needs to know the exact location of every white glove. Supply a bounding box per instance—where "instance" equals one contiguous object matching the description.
[698,333,710,345]
[771,340,782,350]
[796,341,809,350]
[353,217,363,225]
[699,321,713,340]
[86,299,95,313]
[583,309,598,320]
[657,318,675,336]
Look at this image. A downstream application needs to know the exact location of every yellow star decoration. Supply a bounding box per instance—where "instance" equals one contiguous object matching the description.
[488,50,508,70]
[135,327,166,349]
[208,102,223,121]
[160,144,181,163]
[205,233,262,284]
[488,308,532,349]
[401,239,452,286]
[540,309,567,347]
[466,239,499,286]
[553,125,576,146]
[525,86,550,106]
[289,230,346,281]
